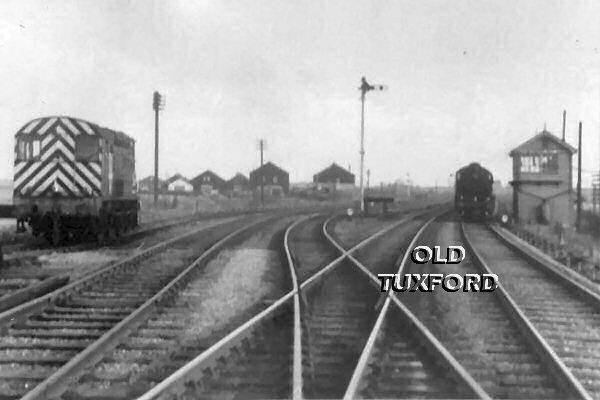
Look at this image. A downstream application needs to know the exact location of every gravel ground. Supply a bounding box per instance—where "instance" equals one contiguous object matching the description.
[0,218,14,232]
[287,216,338,283]
[2,217,241,274]
[0,217,245,308]
[58,215,297,399]
[150,215,295,339]
[351,218,425,274]
[333,216,397,248]
[130,216,241,251]
[0,219,19,244]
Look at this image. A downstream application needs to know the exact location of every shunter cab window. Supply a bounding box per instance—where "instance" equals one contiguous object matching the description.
[75,136,100,161]
[16,138,41,161]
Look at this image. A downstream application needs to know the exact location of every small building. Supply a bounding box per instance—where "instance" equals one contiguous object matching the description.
[509,129,577,226]
[138,176,166,193]
[166,174,193,193]
[226,173,250,196]
[313,163,355,192]
[249,161,289,196]
[191,170,227,195]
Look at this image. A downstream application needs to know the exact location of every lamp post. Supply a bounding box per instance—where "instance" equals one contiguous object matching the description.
[359,76,386,213]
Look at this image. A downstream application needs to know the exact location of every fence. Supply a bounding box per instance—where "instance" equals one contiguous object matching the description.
[506,223,600,283]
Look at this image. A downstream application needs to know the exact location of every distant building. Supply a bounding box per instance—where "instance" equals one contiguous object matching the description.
[191,170,227,194]
[226,173,250,196]
[509,129,577,226]
[138,176,166,193]
[313,163,355,192]
[166,174,193,193]
[249,161,289,196]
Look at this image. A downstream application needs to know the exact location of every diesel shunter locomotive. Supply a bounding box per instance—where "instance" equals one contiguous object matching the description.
[13,116,139,245]
[454,162,496,220]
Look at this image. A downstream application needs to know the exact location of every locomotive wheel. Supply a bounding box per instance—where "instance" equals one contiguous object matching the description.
[51,215,61,246]
[108,226,117,242]
[97,230,106,246]
[52,226,60,246]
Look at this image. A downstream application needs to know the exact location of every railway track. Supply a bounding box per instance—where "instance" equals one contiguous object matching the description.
[0,204,342,257]
[0,273,69,314]
[0,214,272,400]
[462,222,600,400]
[1,211,245,257]
[0,218,244,318]
[285,215,338,283]
[52,215,299,400]
[134,208,485,400]
[393,216,570,399]
[334,214,487,400]
[299,214,446,399]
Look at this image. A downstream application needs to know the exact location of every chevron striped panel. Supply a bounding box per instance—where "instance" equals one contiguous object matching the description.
[13,117,103,197]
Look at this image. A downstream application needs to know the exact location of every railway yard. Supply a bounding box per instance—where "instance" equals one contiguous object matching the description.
[3,1,600,398]
[0,205,597,400]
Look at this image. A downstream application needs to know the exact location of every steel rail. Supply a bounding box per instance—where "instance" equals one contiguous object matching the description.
[136,210,428,400]
[0,275,69,313]
[302,212,420,290]
[461,222,592,400]
[336,213,490,400]
[20,216,276,400]
[1,211,243,258]
[0,216,243,312]
[284,214,320,400]
[0,217,250,331]
[490,223,600,305]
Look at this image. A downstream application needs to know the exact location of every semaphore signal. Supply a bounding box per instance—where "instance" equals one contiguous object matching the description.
[359,76,387,213]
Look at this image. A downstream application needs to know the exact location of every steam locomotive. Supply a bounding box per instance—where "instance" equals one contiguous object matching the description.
[454,162,496,220]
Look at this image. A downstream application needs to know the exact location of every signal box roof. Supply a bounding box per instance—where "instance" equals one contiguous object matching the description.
[509,130,577,156]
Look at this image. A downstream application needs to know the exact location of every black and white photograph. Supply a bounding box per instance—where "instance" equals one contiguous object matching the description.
[0,1,600,399]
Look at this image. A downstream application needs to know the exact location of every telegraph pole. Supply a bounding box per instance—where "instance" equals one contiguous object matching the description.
[260,139,264,207]
[257,139,266,208]
[359,76,386,213]
[153,91,165,206]
[576,121,583,231]
[562,110,566,141]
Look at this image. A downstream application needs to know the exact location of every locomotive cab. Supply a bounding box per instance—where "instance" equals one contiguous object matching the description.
[454,163,496,221]
[13,116,139,245]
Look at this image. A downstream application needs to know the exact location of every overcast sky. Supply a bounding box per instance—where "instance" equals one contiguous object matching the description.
[1,0,600,187]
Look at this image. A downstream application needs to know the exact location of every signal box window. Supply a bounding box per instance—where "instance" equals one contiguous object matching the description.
[520,152,558,174]
[75,136,100,161]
